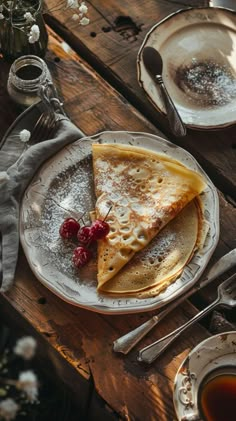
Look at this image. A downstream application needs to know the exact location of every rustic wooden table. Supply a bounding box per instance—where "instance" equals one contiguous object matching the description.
[1,1,236,420]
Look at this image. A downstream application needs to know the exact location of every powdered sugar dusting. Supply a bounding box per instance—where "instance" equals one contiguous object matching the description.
[20,132,218,313]
[24,154,97,285]
[176,58,236,107]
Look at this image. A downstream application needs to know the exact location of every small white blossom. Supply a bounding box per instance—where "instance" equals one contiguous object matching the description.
[0,13,4,20]
[79,2,88,14]
[17,371,38,403]
[0,5,3,12]
[14,336,37,360]
[80,16,89,25]
[0,398,19,421]
[72,13,79,20]
[19,129,31,143]
[28,24,40,44]
[0,171,10,182]
[24,12,35,23]
[67,0,79,9]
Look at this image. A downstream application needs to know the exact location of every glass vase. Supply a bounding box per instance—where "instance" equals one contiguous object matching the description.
[0,0,48,62]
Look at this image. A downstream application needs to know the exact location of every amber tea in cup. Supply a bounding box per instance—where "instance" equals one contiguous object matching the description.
[199,368,236,421]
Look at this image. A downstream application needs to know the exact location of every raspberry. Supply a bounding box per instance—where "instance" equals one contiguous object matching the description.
[77,226,93,245]
[72,246,92,268]
[90,219,110,240]
[59,218,80,239]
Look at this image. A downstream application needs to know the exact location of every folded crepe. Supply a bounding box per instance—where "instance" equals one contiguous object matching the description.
[100,199,202,297]
[92,143,206,290]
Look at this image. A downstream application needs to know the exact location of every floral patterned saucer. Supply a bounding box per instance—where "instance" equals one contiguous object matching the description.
[173,331,236,420]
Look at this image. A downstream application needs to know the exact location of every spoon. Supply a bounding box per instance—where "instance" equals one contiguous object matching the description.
[138,272,236,363]
[142,46,186,137]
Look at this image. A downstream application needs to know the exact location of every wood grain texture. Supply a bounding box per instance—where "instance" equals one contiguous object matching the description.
[2,250,209,421]
[44,0,236,200]
[0,31,214,421]
[0,2,235,418]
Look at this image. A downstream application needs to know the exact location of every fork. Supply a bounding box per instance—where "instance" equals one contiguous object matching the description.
[27,78,67,146]
[29,110,58,145]
[137,272,236,364]
[113,249,236,354]
[16,110,58,165]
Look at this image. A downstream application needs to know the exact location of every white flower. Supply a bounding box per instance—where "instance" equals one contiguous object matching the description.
[19,129,31,143]
[72,13,79,20]
[0,5,3,12]
[0,13,4,20]
[14,336,37,360]
[24,12,35,23]
[17,371,38,403]
[0,398,19,421]
[28,24,40,44]
[79,2,88,14]
[0,171,10,182]
[67,0,79,9]
[80,16,89,25]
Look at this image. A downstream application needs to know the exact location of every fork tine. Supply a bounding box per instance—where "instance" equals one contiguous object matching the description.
[45,115,60,141]
[220,273,236,292]
[30,111,56,144]
[225,273,236,292]
[29,112,49,144]
[30,112,45,141]
[44,114,58,139]
[35,113,54,141]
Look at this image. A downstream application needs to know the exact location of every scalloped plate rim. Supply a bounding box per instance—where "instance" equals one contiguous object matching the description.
[137,6,236,130]
[20,130,219,314]
[173,331,236,420]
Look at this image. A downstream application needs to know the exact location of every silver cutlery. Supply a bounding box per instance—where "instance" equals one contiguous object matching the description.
[113,249,236,354]
[27,80,67,145]
[142,46,186,138]
[138,272,236,364]
[29,110,58,144]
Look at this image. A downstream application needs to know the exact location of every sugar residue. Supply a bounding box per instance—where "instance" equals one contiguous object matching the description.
[25,156,97,284]
[175,58,236,107]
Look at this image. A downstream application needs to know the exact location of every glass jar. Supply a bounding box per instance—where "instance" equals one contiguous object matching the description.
[0,0,48,61]
[7,55,52,108]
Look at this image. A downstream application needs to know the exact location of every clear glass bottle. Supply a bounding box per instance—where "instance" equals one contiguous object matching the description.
[7,55,52,108]
[0,0,48,61]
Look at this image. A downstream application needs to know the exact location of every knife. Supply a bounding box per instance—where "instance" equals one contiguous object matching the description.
[113,249,236,354]
[142,46,186,138]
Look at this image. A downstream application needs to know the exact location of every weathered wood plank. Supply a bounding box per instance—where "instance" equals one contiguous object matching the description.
[44,0,236,199]
[1,16,235,421]
[0,31,215,421]
[2,251,209,421]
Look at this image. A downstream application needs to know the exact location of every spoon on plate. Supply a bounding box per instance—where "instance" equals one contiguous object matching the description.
[142,46,186,138]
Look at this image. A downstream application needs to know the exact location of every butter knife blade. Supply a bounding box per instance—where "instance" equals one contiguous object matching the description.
[113,249,236,354]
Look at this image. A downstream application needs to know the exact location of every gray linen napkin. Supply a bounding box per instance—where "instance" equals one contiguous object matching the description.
[0,105,84,292]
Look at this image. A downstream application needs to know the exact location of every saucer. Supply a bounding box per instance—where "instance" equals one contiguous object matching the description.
[137,7,236,130]
[173,331,236,420]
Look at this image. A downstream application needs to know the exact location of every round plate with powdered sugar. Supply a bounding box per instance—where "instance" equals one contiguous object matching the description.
[20,131,219,314]
[137,7,236,130]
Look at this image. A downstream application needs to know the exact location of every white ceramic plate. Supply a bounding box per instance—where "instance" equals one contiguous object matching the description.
[137,7,236,130]
[20,131,219,314]
[173,331,236,420]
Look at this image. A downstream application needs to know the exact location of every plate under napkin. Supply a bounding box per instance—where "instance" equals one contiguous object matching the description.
[0,102,84,292]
